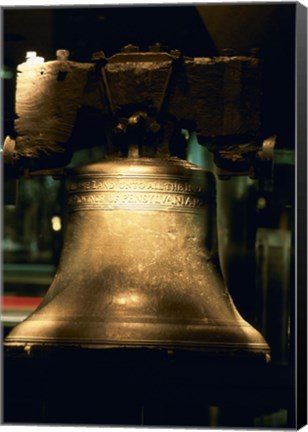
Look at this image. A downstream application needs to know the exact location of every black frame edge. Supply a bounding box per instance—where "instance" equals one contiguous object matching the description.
[296,1,308,430]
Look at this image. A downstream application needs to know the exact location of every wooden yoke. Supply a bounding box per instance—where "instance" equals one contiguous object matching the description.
[3,47,269,176]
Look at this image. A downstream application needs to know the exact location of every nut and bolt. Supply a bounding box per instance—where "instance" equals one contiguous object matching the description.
[170,49,181,58]
[147,119,161,134]
[148,42,162,52]
[250,47,260,58]
[26,51,37,60]
[56,49,70,61]
[114,120,128,135]
[91,51,107,61]
[222,48,234,57]
[91,51,108,67]
[25,51,45,64]
[128,111,147,126]
[121,44,140,53]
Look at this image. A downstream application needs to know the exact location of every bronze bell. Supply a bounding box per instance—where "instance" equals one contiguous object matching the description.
[5,156,270,356]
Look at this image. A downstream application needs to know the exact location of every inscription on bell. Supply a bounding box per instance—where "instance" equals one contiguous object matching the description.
[68,192,205,207]
[69,178,206,194]
[68,176,207,212]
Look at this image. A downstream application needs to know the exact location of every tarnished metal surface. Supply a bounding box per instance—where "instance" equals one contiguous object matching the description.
[5,157,269,355]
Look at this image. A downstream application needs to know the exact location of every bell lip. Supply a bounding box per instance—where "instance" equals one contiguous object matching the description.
[4,340,271,366]
[4,338,270,352]
[5,322,270,355]
[67,156,211,177]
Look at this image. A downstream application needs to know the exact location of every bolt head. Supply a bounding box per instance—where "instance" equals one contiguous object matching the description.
[148,120,161,134]
[56,49,70,61]
[91,51,106,61]
[148,42,162,52]
[26,51,37,59]
[170,49,181,58]
[250,47,260,57]
[121,44,139,53]
[222,48,234,57]
[113,122,127,135]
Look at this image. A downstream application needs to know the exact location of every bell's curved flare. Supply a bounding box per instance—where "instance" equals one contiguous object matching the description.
[5,157,269,355]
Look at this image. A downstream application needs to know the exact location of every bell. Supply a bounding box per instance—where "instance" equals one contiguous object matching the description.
[5,156,269,356]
